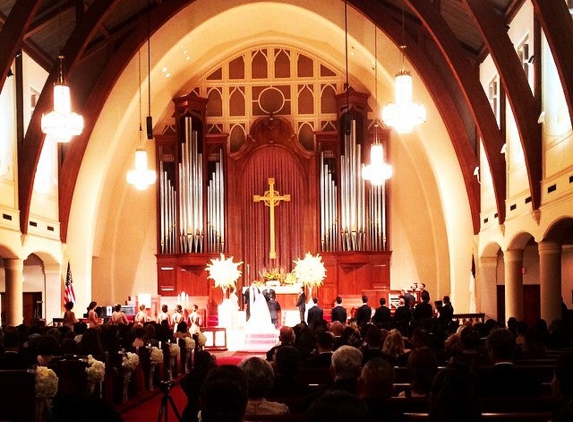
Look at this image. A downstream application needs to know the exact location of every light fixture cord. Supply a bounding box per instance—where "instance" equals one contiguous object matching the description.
[147,0,151,118]
[374,26,379,144]
[401,6,406,71]
[138,50,143,142]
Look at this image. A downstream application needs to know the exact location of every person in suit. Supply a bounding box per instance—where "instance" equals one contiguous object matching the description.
[304,331,334,369]
[331,296,347,324]
[243,286,251,321]
[394,298,413,336]
[477,327,542,397]
[307,297,324,330]
[439,295,454,326]
[266,290,281,328]
[371,297,392,328]
[296,287,307,323]
[413,290,433,322]
[355,295,372,327]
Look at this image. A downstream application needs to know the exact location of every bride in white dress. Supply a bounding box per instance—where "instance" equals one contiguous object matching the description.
[246,284,274,333]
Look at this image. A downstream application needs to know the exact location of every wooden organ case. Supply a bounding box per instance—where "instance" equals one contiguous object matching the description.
[155,90,391,309]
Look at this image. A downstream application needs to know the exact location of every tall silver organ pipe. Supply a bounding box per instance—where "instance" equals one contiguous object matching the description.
[179,117,204,253]
[207,152,225,253]
[319,118,388,252]
[160,161,177,254]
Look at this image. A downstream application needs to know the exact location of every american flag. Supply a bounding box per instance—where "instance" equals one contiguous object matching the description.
[63,262,76,306]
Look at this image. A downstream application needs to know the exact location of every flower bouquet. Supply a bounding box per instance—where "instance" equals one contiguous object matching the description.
[197,331,207,348]
[148,346,163,391]
[168,343,180,380]
[184,337,195,352]
[183,337,195,373]
[85,355,105,395]
[293,252,326,298]
[35,366,58,422]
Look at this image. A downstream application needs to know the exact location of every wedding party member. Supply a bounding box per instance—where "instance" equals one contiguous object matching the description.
[296,287,306,323]
[109,304,128,325]
[307,298,324,330]
[173,304,184,332]
[267,290,281,328]
[355,296,372,327]
[134,304,148,325]
[331,296,347,324]
[189,304,201,335]
[246,283,274,332]
[63,301,79,328]
[157,304,171,326]
[87,301,100,327]
[372,297,392,328]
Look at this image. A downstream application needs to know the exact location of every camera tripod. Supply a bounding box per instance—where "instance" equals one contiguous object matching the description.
[157,383,182,422]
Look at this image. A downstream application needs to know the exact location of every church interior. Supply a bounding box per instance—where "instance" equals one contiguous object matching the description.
[1,0,573,345]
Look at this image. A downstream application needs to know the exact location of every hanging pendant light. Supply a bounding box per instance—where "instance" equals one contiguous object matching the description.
[126,50,156,190]
[41,56,84,143]
[382,8,426,134]
[363,27,392,185]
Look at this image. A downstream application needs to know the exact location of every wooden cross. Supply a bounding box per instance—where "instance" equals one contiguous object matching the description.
[253,178,290,259]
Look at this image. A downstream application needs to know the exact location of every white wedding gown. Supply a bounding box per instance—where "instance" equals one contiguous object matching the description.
[246,286,275,333]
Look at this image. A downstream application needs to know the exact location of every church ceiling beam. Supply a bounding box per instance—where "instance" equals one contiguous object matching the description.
[0,0,43,95]
[57,0,192,242]
[404,0,507,225]
[463,0,541,213]
[530,0,573,131]
[18,0,121,237]
[352,0,480,233]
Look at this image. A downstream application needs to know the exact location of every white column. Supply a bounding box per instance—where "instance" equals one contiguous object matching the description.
[4,258,24,326]
[504,249,524,322]
[478,256,498,320]
[539,241,562,324]
[44,263,62,324]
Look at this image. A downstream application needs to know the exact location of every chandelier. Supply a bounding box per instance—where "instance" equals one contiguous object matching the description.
[363,27,392,185]
[41,56,84,143]
[382,9,426,134]
[126,49,156,190]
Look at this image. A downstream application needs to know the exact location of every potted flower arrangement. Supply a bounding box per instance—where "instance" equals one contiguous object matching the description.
[205,253,242,298]
[35,366,58,422]
[292,252,326,298]
[85,354,105,395]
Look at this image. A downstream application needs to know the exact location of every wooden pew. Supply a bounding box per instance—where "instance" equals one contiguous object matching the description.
[0,369,35,422]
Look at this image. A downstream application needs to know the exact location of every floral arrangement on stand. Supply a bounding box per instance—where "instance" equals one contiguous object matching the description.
[121,352,139,403]
[197,331,207,349]
[85,355,105,395]
[183,337,195,373]
[168,343,180,380]
[292,252,327,298]
[205,254,242,297]
[35,366,59,422]
[148,346,163,391]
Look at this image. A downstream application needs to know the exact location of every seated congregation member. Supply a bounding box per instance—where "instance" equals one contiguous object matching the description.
[198,365,247,422]
[0,326,29,369]
[372,297,392,328]
[307,298,324,330]
[329,320,346,351]
[382,329,408,367]
[239,357,289,416]
[361,325,384,365]
[266,326,296,362]
[36,334,59,367]
[181,350,217,422]
[329,344,363,395]
[78,327,106,361]
[268,346,309,399]
[355,295,372,327]
[304,331,335,368]
[399,346,438,398]
[429,363,481,422]
[451,325,488,372]
[308,390,373,422]
[478,327,542,397]
[331,296,347,324]
[358,357,404,422]
[552,353,573,422]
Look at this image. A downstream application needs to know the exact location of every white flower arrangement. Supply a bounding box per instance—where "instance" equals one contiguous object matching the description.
[150,346,163,364]
[122,352,140,372]
[205,254,243,290]
[197,331,207,347]
[169,343,180,357]
[184,337,195,352]
[293,252,326,288]
[85,354,105,384]
[35,366,59,398]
